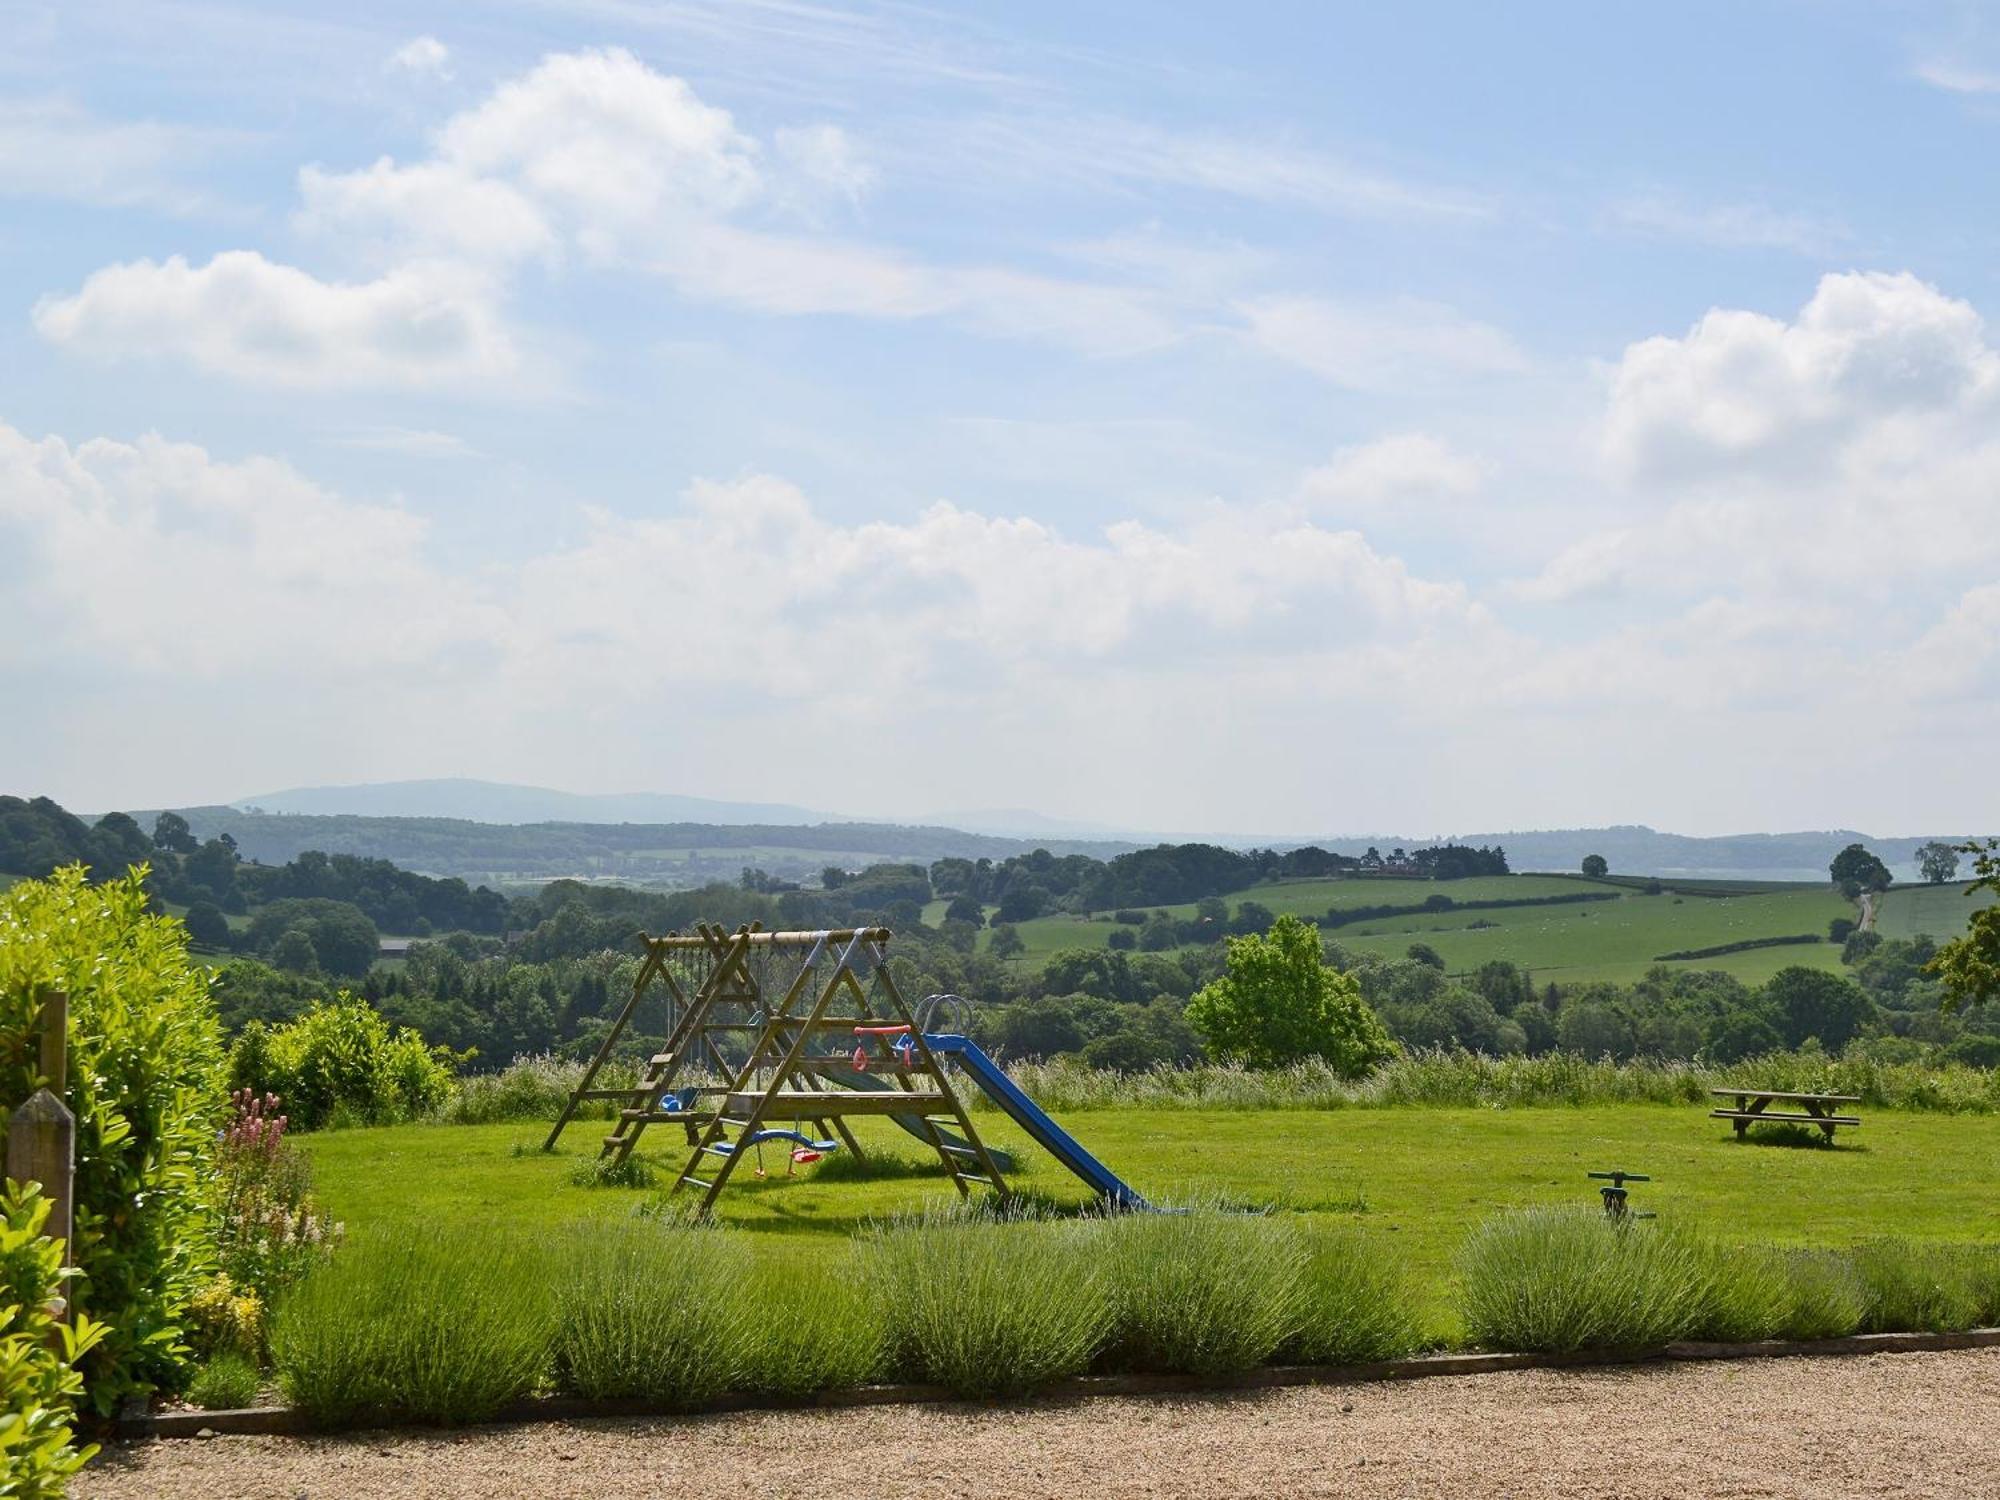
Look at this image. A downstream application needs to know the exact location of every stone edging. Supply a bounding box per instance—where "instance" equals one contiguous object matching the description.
[118,1327,2000,1441]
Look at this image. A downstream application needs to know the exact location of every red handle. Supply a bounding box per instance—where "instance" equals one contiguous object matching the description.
[853,1024,912,1035]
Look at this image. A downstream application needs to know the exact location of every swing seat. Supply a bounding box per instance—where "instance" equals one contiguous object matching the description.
[710,1129,839,1155]
[790,1147,824,1164]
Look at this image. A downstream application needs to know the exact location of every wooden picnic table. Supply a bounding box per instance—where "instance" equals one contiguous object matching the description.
[1709,1087,1861,1141]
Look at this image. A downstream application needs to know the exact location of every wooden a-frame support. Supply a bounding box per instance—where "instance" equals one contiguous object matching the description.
[544,925,937,1175]
[546,921,759,1157]
[674,927,1009,1218]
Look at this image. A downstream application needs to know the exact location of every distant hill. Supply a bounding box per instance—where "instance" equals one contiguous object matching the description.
[149,806,1141,888]
[236,778,837,827]
[1296,826,1986,884]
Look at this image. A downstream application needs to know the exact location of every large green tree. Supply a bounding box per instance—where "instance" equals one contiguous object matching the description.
[1761,965,1875,1050]
[1185,913,1395,1074]
[1929,839,2000,1012]
[1829,842,1893,896]
[1917,841,1961,885]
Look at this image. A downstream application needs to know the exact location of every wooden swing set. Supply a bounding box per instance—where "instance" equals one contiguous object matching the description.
[545,924,1010,1217]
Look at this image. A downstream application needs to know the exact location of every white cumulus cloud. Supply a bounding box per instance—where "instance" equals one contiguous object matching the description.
[32,251,518,389]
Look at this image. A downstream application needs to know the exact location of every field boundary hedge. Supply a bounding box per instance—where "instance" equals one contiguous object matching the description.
[122,1326,2000,1439]
[1651,933,1825,961]
[1319,891,1617,930]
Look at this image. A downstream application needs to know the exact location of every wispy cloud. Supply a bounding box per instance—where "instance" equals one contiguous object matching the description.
[1605,193,1848,256]
[914,113,1489,220]
[325,426,479,457]
[1236,294,1527,393]
[0,98,232,213]
[1912,58,2000,94]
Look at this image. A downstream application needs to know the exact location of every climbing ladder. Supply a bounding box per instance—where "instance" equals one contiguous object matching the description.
[674,927,1009,1217]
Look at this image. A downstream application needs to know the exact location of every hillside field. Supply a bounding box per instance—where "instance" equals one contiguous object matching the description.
[962,874,1853,986]
[1877,880,1999,940]
[303,1105,2000,1333]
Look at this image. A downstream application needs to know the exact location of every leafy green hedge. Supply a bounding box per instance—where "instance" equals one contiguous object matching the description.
[0,866,224,1414]
[1652,934,1826,962]
[0,1180,107,1495]
[229,998,456,1130]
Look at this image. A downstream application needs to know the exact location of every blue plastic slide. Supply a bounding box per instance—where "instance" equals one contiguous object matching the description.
[922,1034,1150,1210]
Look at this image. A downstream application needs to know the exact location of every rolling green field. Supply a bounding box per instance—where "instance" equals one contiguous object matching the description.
[303,1104,2000,1327]
[972,875,1850,987]
[1877,880,1998,940]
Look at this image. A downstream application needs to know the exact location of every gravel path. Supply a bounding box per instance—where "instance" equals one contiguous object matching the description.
[80,1349,2000,1500]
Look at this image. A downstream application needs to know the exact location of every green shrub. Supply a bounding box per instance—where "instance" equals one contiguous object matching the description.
[231,998,456,1130]
[1955,1243,2000,1325]
[186,1274,265,1361]
[1185,914,1396,1073]
[271,1227,553,1425]
[1772,1250,1868,1340]
[567,1155,657,1190]
[1851,1239,1982,1333]
[868,1207,1106,1397]
[0,1181,106,1496]
[1098,1210,1305,1377]
[0,866,224,1413]
[553,1223,753,1407]
[1687,1242,1790,1343]
[1280,1225,1425,1364]
[445,1056,634,1125]
[743,1257,885,1396]
[187,1354,261,1411]
[1457,1206,1713,1353]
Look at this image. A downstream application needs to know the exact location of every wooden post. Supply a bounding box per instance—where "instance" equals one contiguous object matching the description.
[8,989,74,1297]
[38,988,66,1095]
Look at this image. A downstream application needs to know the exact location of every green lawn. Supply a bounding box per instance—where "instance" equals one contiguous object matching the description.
[983,877,1850,987]
[303,1104,2000,1329]
[1877,880,1997,941]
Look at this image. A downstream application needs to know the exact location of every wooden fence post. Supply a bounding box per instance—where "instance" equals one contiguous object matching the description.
[7,988,74,1291]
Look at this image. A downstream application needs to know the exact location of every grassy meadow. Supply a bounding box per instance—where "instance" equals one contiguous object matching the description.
[303,1102,2000,1333]
[1877,880,1999,940]
[966,873,1851,986]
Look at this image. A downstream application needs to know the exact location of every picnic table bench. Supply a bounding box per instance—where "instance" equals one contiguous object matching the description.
[1709,1088,1861,1141]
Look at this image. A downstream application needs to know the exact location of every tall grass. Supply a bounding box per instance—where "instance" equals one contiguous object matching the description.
[441,1056,636,1125]
[992,1050,2000,1114]
[867,1205,1107,1397]
[1280,1224,1428,1364]
[1096,1209,1305,1378]
[441,1049,2000,1126]
[552,1223,756,1407]
[271,1227,555,1425]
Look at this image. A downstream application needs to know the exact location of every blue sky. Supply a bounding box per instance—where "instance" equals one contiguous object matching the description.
[5,1,2000,836]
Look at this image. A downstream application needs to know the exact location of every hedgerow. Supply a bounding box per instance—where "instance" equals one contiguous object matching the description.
[0,865,225,1413]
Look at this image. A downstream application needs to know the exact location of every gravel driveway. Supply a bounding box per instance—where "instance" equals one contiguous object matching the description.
[79,1348,2000,1500]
